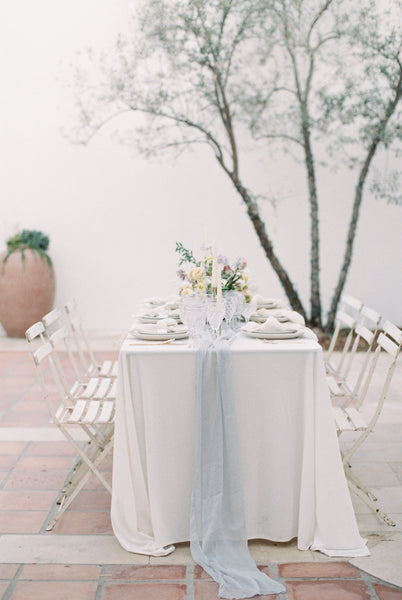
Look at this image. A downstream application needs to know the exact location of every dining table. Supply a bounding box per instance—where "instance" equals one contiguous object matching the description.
[111,328,369,559]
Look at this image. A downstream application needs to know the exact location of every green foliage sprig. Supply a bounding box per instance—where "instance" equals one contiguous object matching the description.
[3,230,52,266]
[175,241,201,267]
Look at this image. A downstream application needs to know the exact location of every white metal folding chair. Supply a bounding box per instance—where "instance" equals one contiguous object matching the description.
[333,320,402,526]
[41,308,116,402]
[327,305,382,404]
[326,295,364,379]
[26,321,115,531]
[64,299,118,379]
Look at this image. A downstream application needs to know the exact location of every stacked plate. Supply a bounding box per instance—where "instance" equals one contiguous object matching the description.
[130,321,188,341]
[241,317,303,340]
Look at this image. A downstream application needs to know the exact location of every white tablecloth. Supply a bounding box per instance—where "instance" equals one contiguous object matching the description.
[111,334,369,557]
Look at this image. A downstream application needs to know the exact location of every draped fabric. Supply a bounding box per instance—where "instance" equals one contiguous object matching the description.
[190,335,286,598]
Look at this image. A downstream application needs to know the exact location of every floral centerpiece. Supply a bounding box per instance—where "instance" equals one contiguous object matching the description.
[175,242,251,300]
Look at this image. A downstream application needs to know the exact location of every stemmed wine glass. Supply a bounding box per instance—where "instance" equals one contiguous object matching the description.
[206,298,226,338]
[241,297,257,324]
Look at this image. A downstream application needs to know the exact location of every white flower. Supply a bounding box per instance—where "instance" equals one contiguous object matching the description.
[189,266,204,282]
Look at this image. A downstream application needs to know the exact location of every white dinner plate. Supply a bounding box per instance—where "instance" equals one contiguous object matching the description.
[138,315,166,323]
[138,314,181,324]
[132,330,189,341]
[241,327,302,340]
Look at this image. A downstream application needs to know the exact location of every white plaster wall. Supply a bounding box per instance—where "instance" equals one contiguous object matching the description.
[0,0,401,337]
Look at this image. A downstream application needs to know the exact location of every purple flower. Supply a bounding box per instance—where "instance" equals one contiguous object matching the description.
[235,256,247,269]
[177,269,187,281]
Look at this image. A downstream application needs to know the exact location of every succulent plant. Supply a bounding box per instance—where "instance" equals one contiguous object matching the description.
[3,230,52,265]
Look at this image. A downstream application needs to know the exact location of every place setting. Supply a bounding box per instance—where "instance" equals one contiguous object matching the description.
[129,317,189,343]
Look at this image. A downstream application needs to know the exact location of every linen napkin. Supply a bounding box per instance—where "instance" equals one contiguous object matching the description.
[254,308,305,326]
[243,316,297,333]
[243,317,318,340]
[131,319,186,335]
[143,296,166,306]
[191,335,285,598]
[253,294,285,308]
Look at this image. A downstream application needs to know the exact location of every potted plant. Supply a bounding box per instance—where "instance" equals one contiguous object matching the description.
[0,230,56,337]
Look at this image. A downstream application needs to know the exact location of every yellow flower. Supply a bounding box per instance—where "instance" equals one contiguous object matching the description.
[189,267,203,282]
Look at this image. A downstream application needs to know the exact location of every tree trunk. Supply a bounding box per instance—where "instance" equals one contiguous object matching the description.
[232,179,308,321]
[301,118,322,328]
[325,142,378,331]
[326,71,402,331]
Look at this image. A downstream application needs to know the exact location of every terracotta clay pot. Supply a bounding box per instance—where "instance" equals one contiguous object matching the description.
[0,249,56,338]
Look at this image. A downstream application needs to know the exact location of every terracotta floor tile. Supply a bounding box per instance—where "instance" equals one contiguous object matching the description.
[278,561,360,578]
[0,414,49,426]
[193,566,212,579]
[0,454,20,470]
[51,510,113,534]
[373,584,402,600]
[0,490,58,510]
[4,468,68,490]
[12,397,48,411]
[26,441,77,456]
[17,455,75,470]
[194,580,220,600]
[99,454,113,471]
[285,580,371,600]
[67,490,111,511]
[0,581,10,596]
[0,510,46,533]
[0,391,22,405]
[105,565,187,580]
[0,441,27,455]
[0,564,19,579]
[9,581,98,600]
[101,582,186,600]
[0,354,25,371]
[0,378,31,391]
[20,564,101,580]
[83,472,113,490]
[258,565,277,579]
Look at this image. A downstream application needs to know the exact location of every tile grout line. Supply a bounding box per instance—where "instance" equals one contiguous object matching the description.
[1,564,24,600]
[186,564,194,600]
[94,565,107,600]
[0,441,33,491]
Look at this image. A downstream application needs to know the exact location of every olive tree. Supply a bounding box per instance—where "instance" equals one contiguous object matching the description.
[69,0,402,329]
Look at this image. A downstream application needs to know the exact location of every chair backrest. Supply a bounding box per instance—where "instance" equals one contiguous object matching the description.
[64,299,98,377]
[26,321,72,415]
[356,320,402,418]
[42,308,82,383]
[341,305,382,391]
[326,295,364,372]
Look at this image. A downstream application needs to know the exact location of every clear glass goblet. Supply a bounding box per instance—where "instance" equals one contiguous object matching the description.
[184,302,206,348]
[206,298,226,338]
[222,291,238,330]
